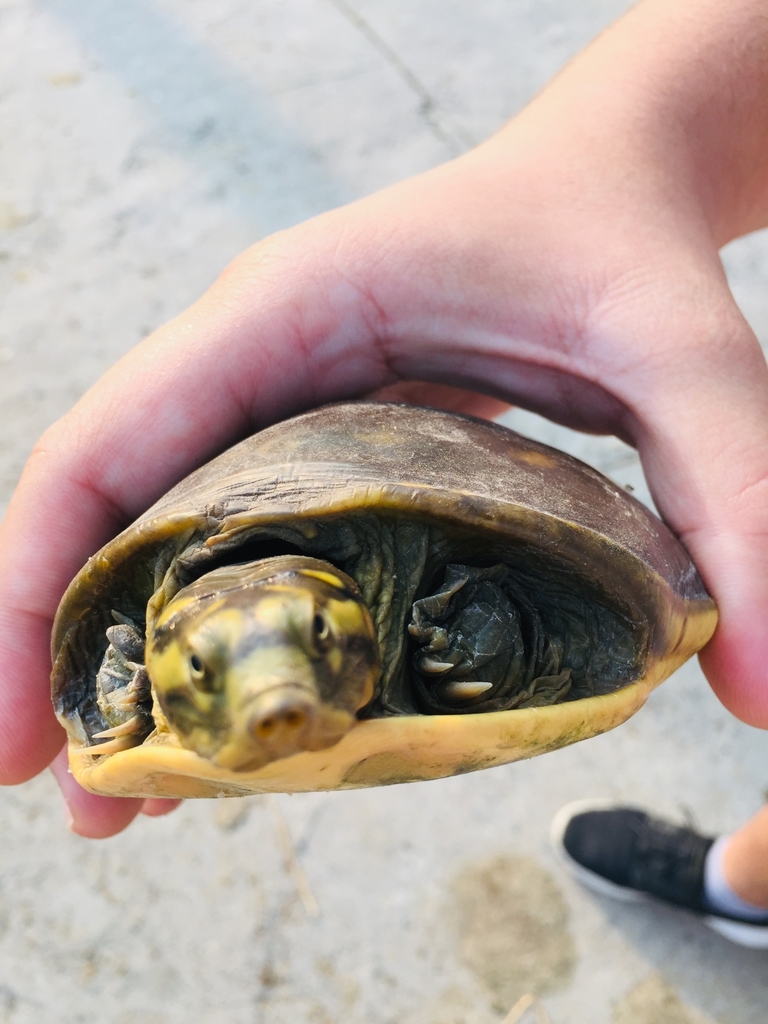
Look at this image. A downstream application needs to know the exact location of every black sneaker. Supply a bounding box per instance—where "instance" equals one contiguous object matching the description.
[551,799,768,949]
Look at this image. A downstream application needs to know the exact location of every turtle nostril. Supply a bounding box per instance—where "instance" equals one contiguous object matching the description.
[254,709,304,735]
[247,688,317,755]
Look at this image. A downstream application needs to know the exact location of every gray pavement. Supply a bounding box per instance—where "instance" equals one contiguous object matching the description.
[2,2,768,1022]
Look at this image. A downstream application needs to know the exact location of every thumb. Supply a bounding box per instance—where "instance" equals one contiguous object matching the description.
[631,305,768,726]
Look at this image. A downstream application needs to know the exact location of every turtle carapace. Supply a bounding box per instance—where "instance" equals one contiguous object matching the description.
[51,403,717,798]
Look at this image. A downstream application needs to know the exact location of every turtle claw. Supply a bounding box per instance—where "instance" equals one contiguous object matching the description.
[418,656,454,675]
[437,680,493,702]
[91,715,144,754]
[88,734,137,756]
[93,715,143,740]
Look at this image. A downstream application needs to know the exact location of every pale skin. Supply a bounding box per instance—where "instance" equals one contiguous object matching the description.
[1,0,768,906]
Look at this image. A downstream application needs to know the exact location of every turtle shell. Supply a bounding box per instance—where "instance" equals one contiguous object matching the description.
[51,402,716,798]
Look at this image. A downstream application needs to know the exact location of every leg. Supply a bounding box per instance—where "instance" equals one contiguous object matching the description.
[550,799,768,948]
[722,804,768,908]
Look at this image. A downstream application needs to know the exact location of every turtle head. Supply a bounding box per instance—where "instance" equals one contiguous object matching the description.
[146,557,380,771]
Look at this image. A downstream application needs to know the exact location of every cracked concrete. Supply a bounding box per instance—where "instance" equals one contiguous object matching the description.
[324,0,476,153]
[2,2,768,1021]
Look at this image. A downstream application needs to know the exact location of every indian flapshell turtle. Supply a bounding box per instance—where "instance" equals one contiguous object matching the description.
[51,402,717,799]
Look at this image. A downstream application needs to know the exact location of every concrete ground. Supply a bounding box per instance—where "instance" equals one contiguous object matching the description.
[2,2,768,1021]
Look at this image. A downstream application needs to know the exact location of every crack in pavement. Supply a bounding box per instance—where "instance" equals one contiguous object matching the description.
[325,0,476,155]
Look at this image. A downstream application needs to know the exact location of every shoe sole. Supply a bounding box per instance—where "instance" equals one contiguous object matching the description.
[550,798,768,950]
[703,915,768,949]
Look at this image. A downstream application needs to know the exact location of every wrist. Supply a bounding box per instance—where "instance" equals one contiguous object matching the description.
[491,0,768,247]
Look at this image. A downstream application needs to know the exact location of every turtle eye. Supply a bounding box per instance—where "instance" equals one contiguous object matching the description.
[188,651,216,692]
[312,611,331,652]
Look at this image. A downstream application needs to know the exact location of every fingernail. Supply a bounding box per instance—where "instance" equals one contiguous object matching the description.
[64,804,75,832]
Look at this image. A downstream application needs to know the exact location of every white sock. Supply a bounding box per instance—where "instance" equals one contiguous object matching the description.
[703,836,768,921]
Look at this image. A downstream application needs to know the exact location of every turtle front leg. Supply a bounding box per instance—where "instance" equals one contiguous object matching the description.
[92,617,153,753]
[409,564,572,714]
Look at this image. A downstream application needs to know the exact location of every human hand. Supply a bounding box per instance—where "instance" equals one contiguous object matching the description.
[3,0,768,836]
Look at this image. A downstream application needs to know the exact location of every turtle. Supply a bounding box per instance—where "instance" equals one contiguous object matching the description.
[51,402,717,799]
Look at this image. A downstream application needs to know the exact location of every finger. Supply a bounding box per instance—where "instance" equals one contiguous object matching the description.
[0,455,128,783]
[368,381,511,420]
[49,745,144,838]
[653,418,768,727]
[604,287,768,727]
[0,593,68,783]
[141,799,183,818]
